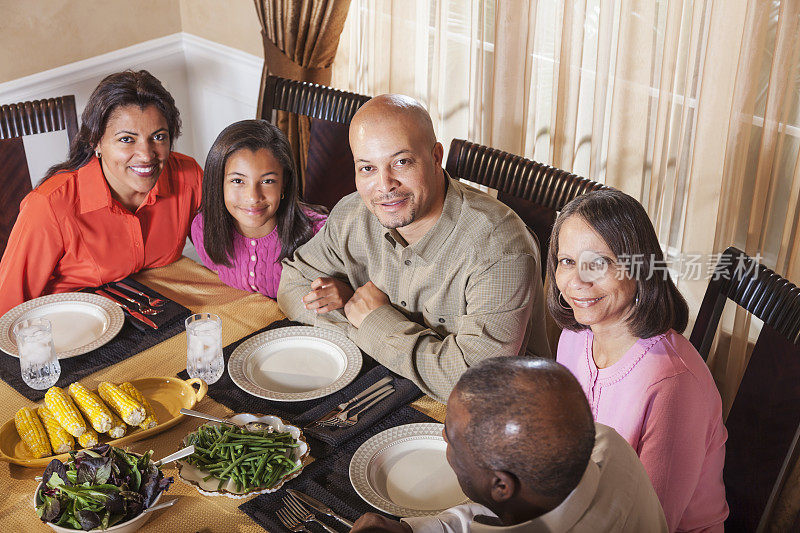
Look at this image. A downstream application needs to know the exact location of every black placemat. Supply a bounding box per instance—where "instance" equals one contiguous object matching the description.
[297,365,423,449]
[179,320,396,424]
[240,405,438,530]
[0,278,191,401]
[178,319,323,420]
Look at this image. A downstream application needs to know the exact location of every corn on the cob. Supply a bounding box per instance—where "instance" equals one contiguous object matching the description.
[68,382,112,433]
[119,382,158,429]
[78,426,99,448]
[97,382,145,426]
[107,411,126,439]
[37,406,74,454]
[44,387,87,437]
[14,407,52,458]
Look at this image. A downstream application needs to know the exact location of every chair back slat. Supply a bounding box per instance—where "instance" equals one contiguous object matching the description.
[0,95,78,259]
[445,138,607,278]
[689,247,800,531]
[259,76,371,210]
[0,95,78,142]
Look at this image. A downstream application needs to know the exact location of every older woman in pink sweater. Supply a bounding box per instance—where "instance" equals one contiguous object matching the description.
[549,189,728,532]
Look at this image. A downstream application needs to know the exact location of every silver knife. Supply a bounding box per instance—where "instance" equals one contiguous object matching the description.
[287,489,354,528]
[306,376,394,428]
[96,289,159,329]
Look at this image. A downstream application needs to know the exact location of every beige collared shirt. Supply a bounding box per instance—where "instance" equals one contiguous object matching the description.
[278,176,550,402]
[402,424,668,533]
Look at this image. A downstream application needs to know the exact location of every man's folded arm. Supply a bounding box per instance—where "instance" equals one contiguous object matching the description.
[350,254,536,402]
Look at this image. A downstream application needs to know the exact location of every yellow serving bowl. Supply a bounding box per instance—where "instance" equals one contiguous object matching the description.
[0,376,207,467]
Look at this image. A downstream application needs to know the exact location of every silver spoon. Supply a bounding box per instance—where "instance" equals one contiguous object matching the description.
[179,408,274,432]
[155,445,195,467]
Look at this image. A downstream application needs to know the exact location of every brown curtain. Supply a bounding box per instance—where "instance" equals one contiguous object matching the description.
[253,0,351,187]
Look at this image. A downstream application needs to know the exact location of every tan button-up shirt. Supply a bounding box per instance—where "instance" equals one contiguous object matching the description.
[277,176,550,402]
[401,424,668,532]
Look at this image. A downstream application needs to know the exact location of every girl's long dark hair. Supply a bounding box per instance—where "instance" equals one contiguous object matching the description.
[200,119,325,266]
[40,70,181,183]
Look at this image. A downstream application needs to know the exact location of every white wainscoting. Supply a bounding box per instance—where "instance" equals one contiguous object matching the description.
[0,33,264,261]
[0,32,264,176]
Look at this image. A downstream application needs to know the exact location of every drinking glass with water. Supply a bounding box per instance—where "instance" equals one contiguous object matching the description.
[186,313,224,384]
[13,317,61,390]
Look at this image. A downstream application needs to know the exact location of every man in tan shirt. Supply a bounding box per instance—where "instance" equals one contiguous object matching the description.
[277,94,550,402]
[351,357,668,532]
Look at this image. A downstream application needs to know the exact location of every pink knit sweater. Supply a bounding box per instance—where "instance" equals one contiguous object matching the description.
[190,211,326,299]
[557,328,728,532]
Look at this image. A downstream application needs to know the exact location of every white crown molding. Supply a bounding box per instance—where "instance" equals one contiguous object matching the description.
[0,34,186,102]
[0,33,264,105]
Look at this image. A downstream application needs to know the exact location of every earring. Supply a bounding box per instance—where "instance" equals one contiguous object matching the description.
[558,292,571,310]
[281,193,284,200]
[95,150,101,158]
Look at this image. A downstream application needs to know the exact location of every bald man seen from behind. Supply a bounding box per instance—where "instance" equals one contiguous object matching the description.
[277,95,550,403]
[351,357,668,533]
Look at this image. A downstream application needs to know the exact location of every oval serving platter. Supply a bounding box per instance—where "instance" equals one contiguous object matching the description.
[0,376,208,467]
[176,412,310,499]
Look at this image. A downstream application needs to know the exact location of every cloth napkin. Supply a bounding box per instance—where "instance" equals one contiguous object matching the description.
[0,279,191,401]
[297,365,424,451]
[240,405,439,530]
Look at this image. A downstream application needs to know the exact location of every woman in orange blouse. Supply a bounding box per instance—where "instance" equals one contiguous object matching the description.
[0,70,202,315]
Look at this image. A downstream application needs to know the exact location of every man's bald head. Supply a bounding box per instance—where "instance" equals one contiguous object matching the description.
[350,94,437,149]
[449,357,595,501]
[348,94,446,243]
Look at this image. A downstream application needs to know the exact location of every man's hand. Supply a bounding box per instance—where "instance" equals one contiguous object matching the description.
[351,513,412,533]
[344,281,390,328]
[302,277,354,313]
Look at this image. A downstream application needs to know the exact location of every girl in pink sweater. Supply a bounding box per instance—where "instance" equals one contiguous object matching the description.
[191,120,326,298]
[547,189,728,532]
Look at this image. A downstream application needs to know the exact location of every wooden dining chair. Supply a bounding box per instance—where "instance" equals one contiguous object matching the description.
[0,95,78,259]
[689,246,800,532]
[445,138,608,278]
[259,76,371,210]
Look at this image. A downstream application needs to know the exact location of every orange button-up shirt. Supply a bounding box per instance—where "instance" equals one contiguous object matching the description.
[0,152,202,315]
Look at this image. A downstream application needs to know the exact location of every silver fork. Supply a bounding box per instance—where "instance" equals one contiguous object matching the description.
[320,387,395,428]
[276,506,310,533]
[283,494,338,533]
[315,383,393,428]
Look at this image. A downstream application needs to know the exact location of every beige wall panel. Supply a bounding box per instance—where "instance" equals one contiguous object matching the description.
[179,0,263,58]
[0,0,182,83]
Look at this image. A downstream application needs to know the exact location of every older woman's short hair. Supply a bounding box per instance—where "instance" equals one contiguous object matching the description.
[546,189,689,339]
[42,70,181,182]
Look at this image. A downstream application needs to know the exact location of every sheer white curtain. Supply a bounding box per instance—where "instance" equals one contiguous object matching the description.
[331,1,800,524]
[333,0,800,392]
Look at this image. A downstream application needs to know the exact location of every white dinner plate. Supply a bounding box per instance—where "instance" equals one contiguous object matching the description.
[0,293,125,359]
[227,326,362,401]
[349,423,469,517]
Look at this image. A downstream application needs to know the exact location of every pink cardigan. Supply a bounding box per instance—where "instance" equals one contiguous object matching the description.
[557,328,728,532]
[190,210,326,299]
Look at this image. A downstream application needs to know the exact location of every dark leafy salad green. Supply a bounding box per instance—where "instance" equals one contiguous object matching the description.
[35,444,173,531]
